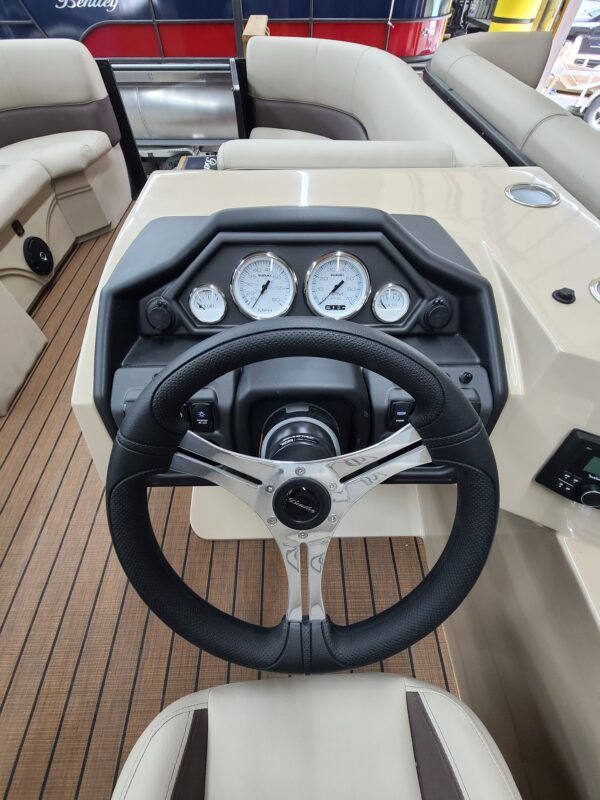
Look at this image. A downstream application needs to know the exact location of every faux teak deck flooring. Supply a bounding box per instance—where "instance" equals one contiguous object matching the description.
[0,219,457,799]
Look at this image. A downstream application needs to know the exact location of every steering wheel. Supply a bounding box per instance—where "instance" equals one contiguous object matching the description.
[107,318,498,674]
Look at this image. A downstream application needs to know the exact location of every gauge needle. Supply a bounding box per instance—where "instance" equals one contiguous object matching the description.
[253,279,271,308]
[319,279,345,305]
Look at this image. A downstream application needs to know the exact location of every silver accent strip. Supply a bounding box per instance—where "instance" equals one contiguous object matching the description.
[230,252,297,321]
[304,251,371,320]
[504,183,560,208]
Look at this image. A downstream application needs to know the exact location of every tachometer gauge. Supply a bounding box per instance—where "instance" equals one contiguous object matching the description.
[188,284,227,324]
[372,283,410,323]
[231,253,297,320]
[305,252,370,320]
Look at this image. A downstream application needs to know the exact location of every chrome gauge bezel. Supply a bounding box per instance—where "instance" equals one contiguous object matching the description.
[304,251,371,321]
[231,252,297,321]
[372,283,411,324]
[188,284,227,324]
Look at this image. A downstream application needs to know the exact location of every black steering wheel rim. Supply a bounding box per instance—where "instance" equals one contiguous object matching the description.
[106,317,499,674]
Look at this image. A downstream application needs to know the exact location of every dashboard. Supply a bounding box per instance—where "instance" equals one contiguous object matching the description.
[140,239,459,337]
[94,206,507,482]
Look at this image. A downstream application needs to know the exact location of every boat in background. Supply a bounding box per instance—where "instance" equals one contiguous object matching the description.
[0,0,450,62]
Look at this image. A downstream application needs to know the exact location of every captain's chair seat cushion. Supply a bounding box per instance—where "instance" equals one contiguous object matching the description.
[0,159,50,232]
[0,130,111,180]
[112,674,521,800]
[250,126,330,139]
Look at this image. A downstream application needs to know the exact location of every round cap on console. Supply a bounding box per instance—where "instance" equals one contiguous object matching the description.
[552,287,576,305]
[422,297,452,330]
[273,478,332,531]
[146,297,175,332]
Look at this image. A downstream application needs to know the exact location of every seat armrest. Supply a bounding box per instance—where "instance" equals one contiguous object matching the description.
[217,139,457,170]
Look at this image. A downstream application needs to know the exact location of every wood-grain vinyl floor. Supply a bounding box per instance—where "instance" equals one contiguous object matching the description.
[0,221,457,799]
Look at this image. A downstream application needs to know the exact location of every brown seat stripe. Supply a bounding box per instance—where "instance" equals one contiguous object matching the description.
[407,693,464,800]
[171,708,209,800]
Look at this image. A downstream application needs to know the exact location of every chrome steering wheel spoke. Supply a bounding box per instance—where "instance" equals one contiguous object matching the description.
[274,539,303,622]
[306,534,332,621]
[169,424,430,623]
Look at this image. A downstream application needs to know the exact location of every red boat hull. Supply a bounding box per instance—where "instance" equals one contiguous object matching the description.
[82,18,448,59]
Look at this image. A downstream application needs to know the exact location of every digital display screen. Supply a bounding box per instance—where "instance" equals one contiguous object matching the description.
[583,455,600,478]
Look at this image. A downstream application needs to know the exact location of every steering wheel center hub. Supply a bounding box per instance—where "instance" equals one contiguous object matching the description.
[273,478,332,530]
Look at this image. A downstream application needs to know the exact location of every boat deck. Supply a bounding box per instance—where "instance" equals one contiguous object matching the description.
[0,222,456,799]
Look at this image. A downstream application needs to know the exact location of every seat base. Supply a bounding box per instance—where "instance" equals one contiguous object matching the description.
[0,160,74,309]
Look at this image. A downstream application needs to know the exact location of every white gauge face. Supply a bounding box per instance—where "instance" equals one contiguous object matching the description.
[189,284,227,324]
[231,253,297,320]
[372,284,411,323]
[305,252,370,320]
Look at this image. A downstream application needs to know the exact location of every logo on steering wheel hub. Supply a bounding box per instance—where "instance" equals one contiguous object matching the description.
[273,479,332,531]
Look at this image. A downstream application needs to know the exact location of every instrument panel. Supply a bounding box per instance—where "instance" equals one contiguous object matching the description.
[98,209,507,447]
[187,250,397,324]
[150,240,441,335]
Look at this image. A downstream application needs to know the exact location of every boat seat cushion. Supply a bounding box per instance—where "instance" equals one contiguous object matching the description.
[250,126,330,140]
[0,130,112,180]
[218,139,456,169]
[245,36,505,167]
[0,38,120,150]
[430,31,600,218]
[431,31,553,89]
[112,674,522,800]
[0,159,50,232]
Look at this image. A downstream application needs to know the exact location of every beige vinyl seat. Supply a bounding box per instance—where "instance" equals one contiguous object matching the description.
[251,126,328,140]
[0,37,131,416]
[0,38,131,248]
[217,36,505,170]
[0,130,112,179]
[112,674,521,800]
[429,31,600,219]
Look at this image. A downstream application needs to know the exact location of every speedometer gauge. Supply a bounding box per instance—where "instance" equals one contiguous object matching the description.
[231,253,297,320]
[189,284,227,324]
[305,252,370,320]
[372,284,410,323]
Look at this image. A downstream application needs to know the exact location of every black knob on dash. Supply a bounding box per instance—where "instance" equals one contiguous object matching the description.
[146,297,175,332]
[580,484,600,508]
[423,297,452,330]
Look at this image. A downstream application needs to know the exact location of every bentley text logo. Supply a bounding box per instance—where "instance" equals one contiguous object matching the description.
[287,497,317,515]
[55,0,120,12]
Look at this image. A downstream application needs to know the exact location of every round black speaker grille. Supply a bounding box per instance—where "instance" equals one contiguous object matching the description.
[23,237,54,276]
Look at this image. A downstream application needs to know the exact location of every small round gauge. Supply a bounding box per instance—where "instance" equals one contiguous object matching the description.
[231,252,297,320]
[305,252,370,320]
[372,284,411,323]
[188,284,227,324]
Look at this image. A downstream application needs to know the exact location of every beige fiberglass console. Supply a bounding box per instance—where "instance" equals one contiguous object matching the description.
[73,165,600,800]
